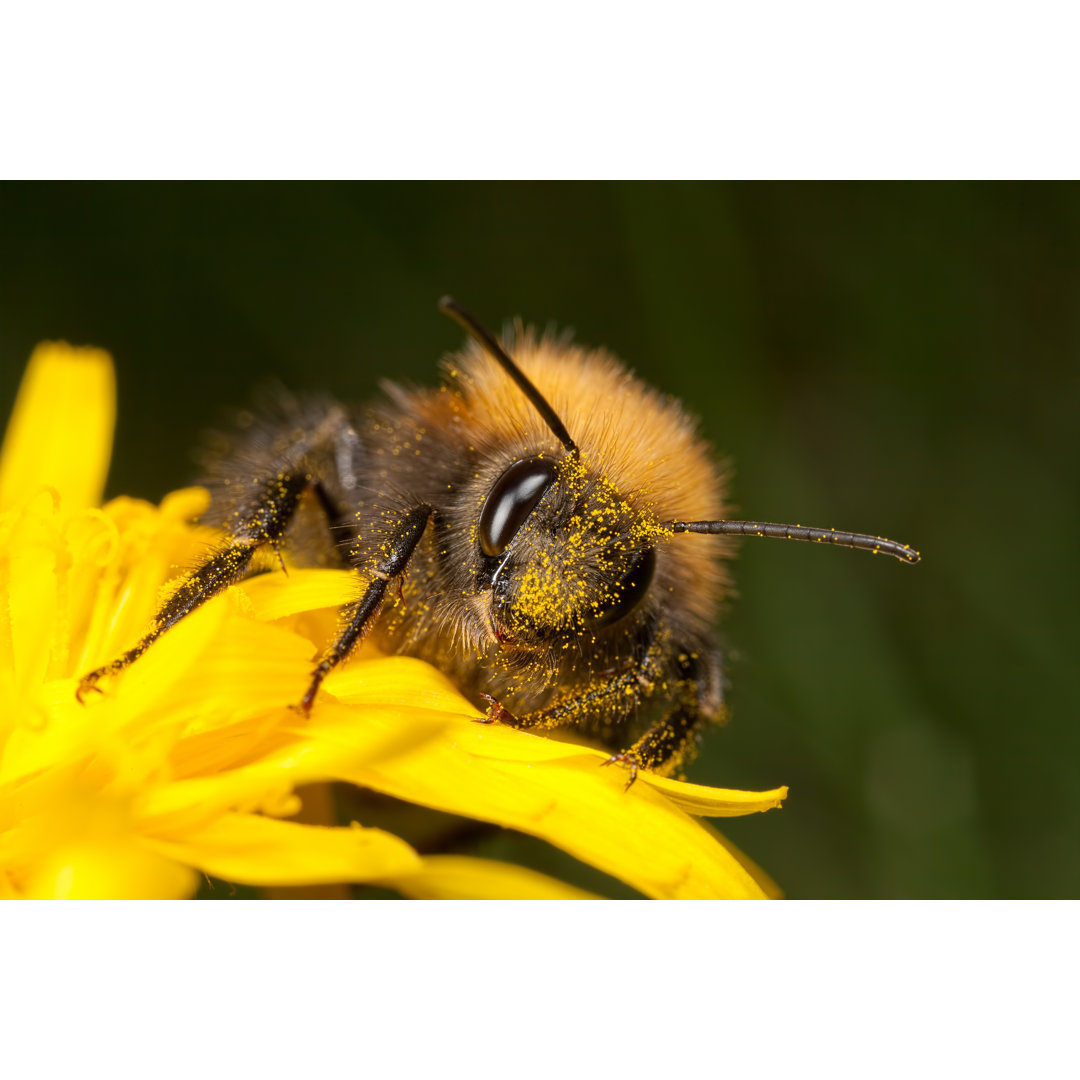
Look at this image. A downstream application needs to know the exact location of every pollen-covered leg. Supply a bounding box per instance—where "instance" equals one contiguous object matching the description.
[300,504,433,712]
[601,651,723,789]
[484,662,706,789]
[76,544,259,701]
[492,666,647,731]
[601,700,711,789]
[77,470,312,701]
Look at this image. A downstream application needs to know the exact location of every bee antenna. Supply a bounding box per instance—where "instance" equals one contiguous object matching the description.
[667,519,921,565]
[439,296,579,456]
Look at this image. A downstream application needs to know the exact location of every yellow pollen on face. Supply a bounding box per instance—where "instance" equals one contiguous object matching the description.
[502,456,670,634]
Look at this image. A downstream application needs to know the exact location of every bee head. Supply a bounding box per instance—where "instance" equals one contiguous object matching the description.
[439,297,919,657]
[475,451,663,648]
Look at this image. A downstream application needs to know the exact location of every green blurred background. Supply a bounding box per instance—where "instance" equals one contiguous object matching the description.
[1,182,1076,899]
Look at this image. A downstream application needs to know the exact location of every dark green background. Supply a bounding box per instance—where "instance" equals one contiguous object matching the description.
[2,183,1076,898]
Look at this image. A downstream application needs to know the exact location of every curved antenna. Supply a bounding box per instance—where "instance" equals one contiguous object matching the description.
[439,296,578,455]
[669,519,920,564]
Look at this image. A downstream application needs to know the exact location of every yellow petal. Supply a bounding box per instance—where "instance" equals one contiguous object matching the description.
[343,740,773,899]
[158,487,211,521]
[384,855,600,900]
[315,657,785,899]
[0,361,789,903]
[10,782,197,900]
[705,822,785,900]
[144,812,421,886]
[638,773,789,817]
[23,839,196,900]
[324,656,491,718]
[95,594,312,737]
[3,493,64,693]
[240,568,358,621]
[0,343,115,513]
[138,701,446,834]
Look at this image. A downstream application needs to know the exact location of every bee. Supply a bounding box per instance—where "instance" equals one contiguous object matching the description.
[78,298,920,786]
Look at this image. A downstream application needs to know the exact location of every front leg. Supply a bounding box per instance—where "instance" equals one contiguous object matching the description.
[492,665,649,732]
[602,652,723,787]
[601,700,712,789]
[480,655,659,786]
[300,504,433,712]
[483,647,722,790]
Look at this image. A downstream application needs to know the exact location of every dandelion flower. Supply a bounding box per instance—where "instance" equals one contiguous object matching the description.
[0,343,787,899]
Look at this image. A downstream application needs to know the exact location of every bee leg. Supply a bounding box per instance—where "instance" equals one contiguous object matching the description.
[300,504,433,712]
[601,701,706,790]
[494,666,686,789]
[477,693,514,724]
[77,471,312,701]
[603,653,721,788]
[499,666,649,734]
[484,650,721,789]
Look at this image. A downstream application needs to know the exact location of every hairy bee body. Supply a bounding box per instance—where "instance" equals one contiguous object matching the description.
[80,301,917,784]
[202,326,732,763]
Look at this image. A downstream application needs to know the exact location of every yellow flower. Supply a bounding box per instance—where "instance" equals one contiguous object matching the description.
[0,343,787,899]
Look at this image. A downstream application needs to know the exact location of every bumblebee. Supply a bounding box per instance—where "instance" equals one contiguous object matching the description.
[78,298,919,786]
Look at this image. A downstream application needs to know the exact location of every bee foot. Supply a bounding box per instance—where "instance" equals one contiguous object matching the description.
[479,692,517,725]
[75,672,107,705]
[600,751,641,791]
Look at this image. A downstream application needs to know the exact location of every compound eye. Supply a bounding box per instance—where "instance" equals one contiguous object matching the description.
[478,456,558,557]
[591,547,656,629]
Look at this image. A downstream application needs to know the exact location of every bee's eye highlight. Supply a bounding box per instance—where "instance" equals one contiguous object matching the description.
[590,547,656,629]
[479,456,558,557]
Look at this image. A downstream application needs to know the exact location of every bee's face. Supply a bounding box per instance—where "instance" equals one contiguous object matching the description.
[473,453,664,650]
